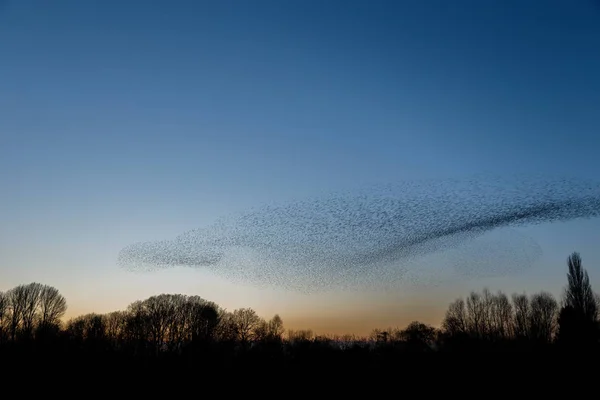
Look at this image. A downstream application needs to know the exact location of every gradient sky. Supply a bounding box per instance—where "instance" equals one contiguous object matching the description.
[1,0,600,336]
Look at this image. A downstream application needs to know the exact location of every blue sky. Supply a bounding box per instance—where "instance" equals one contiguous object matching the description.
[1,0,599,334]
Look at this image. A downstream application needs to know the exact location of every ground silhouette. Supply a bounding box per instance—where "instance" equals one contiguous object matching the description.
[1,251,599,387]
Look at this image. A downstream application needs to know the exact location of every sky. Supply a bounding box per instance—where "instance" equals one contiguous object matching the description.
[1,0,600,336]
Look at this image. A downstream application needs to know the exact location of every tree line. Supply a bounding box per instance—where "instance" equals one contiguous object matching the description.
[1,251,598,366]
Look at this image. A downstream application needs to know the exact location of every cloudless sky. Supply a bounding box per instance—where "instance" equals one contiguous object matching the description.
[1,0,600,335]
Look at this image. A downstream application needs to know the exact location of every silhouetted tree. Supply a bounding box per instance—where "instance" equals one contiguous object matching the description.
[253,318,270,342]
[214,311,238,342]
[512,293,530,340]
[511,291,558,345]
[369,328,385,343]
[65,312,108,353]
[565,252,597,319]
[398,321,436,352]
[254,314,285,343]
[267,314,285,342]
[7,283,43,340]
[442,289,518,349]
[0,292,8,344]
[557,252,599,348]
[38,285,67,326]
[35,285,67,341]
[466,290,487,339]
[136,294,176,354]
[186,296,221,343]
[288,329,313,343]
[489,291,513,340]
[442,298,468,337]
[104,311,128,347]
[20,283,44,339]
[230,308,261,344]
[528,291,557,344]
[5,252,600,369]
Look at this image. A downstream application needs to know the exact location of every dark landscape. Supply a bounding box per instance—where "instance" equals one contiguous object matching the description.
[2,252,598,389]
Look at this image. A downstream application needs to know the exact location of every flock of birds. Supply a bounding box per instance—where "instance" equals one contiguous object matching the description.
[117,175,600,292]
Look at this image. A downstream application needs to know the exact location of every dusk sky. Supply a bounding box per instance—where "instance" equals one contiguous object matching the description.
[1,0,600,335]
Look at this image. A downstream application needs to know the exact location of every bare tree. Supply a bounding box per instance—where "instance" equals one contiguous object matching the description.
[105,311,128,345]
[65,316,86,342]
[186,296,221,343]
[489,290,514,340]
[267,314,285,341]
[230,308,261,343]
[442,298,467,336]
[7,283,44,340]
[143,294,177,353]
[255,314,285,343]
[121,293,223,353]
[288,329,313,343]
[66,313,107,343]
[0,292,8,343]
[20,283,43,337]
[125,296,171,354]
[253,318,270,342]
[38,284,67,328]
[8,286,24,340]
[444,289,515,343]
[123,303,151,355]
[370,328,389,343]
[399,321,437,351]
[166,295,188,348]
[466,291,487,338]
[214,311,238,342]
[512,293,530,339]
[529,291,558,343]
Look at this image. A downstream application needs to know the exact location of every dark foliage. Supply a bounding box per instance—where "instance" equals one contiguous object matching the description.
[1,251,599,385]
